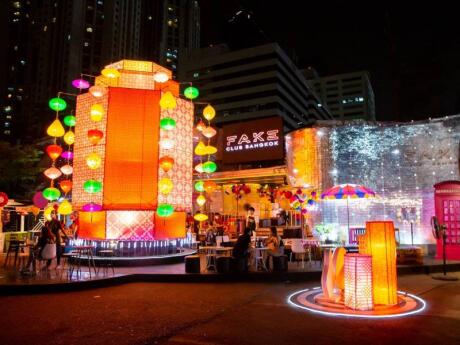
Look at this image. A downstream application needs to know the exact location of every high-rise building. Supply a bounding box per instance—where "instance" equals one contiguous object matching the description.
[304,70,376,121]
[180,43,333,131]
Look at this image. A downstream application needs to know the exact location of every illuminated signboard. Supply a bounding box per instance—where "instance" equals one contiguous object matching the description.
[221,116,284,163]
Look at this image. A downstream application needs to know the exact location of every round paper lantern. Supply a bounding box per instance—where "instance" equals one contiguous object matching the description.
[194,181,205,192]
[194,142,207,156]
[153,71,169,83]
[159,91,176,109]
[89,85,105,98]
[90,104,104,122]
[196,194,206,206]
[202,161,217,173]
[159,156,174,172]
[49,97,67,111]
[43,187,61,201]
[204,181,218,194]
[61,151,73,160]
[59,180,73,194]
[63,115,76,127]
[31,206,40,216]
[159,177,174,195]
[47,119,65,137]
[205,145,217,155]
[194,213,208,222]
[72,79,90,89]
[157,203,174,217]
[0,192,8,207]
[33,191,48,208]
[44,167,62,180]
[194,163,204,173]
[44,206,54,221]
[88,129,104,145]
[184,86,199,99]
[60,164,73,175]
[58,199,72,215]
[46,144,62,160]
[160,138,175,150]
[83,179,102,193]
[203,104,216,121]
[196,120,205,132]
[101,68,120,78]
[202,126,217,138]
[82,202,103,212]
[63,130,75,145]
[160,117,176,130]
[86,152,101,169]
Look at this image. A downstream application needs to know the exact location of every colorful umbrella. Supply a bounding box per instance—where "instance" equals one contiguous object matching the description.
[321,184,376,231]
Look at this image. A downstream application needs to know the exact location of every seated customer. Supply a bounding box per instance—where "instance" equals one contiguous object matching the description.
[265,226,283,269]
[232,227,251,260]
[21,225,55,275]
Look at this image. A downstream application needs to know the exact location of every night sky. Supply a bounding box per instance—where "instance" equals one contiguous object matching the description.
[199,1,460,121]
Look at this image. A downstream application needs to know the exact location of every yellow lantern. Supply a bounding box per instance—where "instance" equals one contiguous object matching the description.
[58,199,73,215]
[63,130,75,145]
[158,177,174,195]
[90,104,104,122]
[194,141,207,156]
[86,152,101,169]
[47,119,65,137]
[194,163,203,173]
[196,194,206,206]
[205,145,217,155]
[44,206,54,221]
[101,68,120,78]
[194,213,208,222]
[159,91,176,110]
[203,104,216,121]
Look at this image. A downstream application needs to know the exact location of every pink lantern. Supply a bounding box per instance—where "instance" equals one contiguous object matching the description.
[82,202,103,212]
[61,151,74,160]
[32,192,48,208]
[72,79,90,89]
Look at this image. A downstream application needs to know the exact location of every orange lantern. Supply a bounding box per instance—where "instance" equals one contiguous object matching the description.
[87,129,104,145]
[344,254,374,311]
[204,181,217,194]
[59,179,73,194]
[46,144,63,161]
[196,120,205,132]
[159,156,174,172]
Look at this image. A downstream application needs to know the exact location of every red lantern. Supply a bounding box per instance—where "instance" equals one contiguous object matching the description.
[59,180,73,194]
[196,119,205,132]
[159,156,174,172]
[0,192,8,207]
[88,129,104,145]
[46,144,63,161]
[284,191,293,199]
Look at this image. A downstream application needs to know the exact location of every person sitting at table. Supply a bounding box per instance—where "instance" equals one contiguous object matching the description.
[205,227,216,246]
[46,210,69,269]
[212,213,225,236]
[21,225,55,275]
[264,226,283,270]
[232,227,251,271]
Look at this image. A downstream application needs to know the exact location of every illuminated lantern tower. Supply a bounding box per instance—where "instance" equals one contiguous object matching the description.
[73,60,193,240]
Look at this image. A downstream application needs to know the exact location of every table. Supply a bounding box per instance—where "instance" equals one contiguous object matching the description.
[199,246,233,270]
[250,247,269,271]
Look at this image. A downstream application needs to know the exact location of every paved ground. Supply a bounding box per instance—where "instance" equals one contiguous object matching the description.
[1,272,459,345]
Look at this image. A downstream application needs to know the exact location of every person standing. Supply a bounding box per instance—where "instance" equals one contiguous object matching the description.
[246,207,257,236]
[46,210,69,269]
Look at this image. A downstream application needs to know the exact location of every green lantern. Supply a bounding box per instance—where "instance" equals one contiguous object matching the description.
[49,97,67,112]
[63,115,76,127]
[194,181,205,192]
[43,187,61,201]
[83,180,102,193]
[184,86,199,100]
[202,161,217,173]
[157,203,174,217]
[160,117,176,130]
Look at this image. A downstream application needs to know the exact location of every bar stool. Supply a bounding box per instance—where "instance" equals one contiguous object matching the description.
[97,249,115,275]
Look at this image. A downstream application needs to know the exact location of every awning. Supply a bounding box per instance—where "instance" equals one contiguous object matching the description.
[199,165,287,185]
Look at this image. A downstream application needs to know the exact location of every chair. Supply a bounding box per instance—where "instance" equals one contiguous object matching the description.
[290,239,307,268]
[97,249,115,276]
[4,239,25,267]
[216,256,231,273]
[185,255,201,273]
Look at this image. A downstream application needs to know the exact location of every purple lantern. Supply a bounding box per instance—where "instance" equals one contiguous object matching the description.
[82,202,102,212]
[32,191,48,208]
[61,151,74,160]
[72,79,90,89]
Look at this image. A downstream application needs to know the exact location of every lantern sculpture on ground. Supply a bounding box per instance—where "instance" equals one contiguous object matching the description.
[344,254,374,311]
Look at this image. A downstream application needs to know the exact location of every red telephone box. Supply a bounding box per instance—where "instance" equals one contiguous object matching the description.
[434,181,460,260]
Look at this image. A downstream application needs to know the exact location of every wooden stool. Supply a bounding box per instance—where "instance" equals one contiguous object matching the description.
[216,256,231,273]
[185,255,200,273]
[273,255,288,272]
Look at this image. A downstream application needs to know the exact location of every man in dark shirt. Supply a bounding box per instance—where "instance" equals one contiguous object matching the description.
[46,210,68,268]
[232,227,251,259]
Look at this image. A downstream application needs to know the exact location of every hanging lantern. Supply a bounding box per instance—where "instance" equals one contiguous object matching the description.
[160,138,175,150]
[47,119,65,137]
[157,203,174,217]
[89,85,105,98]
[194,181,205,192]
[158,177,174,195]
[63,115,76,127]
[194,213,208,222]
[46,144,63,161]
[72,79,90,89]
[44,206,54,221]
[82,202,103,212]
[63,130,75,145]
[90,104,104,122]
[203,104,216,121]
[194,163,204,173]
[43,187,61,201]
[184,86,199,99]
[196,120,205,132]
[61,151,74,160]
[204,181,218,194]
[194,141,207,156]
[159,91,176,109]
[153,71,169,83]
[202,126,217,138]
[196,194,206,206]
[87,129,104,145]
[49,97,67,112]
[33,191,48,208]
[58,199,73,215]
[160,117,176,130]
[202,161,217,173]
[86,152,101,169]
[83,179,103,193]
[101,68,120,78]
[44,167,62,180]
[60,164,73,175]
[59,180,73,194]
[159,156,174,172]
[205,145,217,155]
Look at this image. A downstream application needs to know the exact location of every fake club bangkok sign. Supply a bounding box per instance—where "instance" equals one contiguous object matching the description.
[222,116,284,163]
